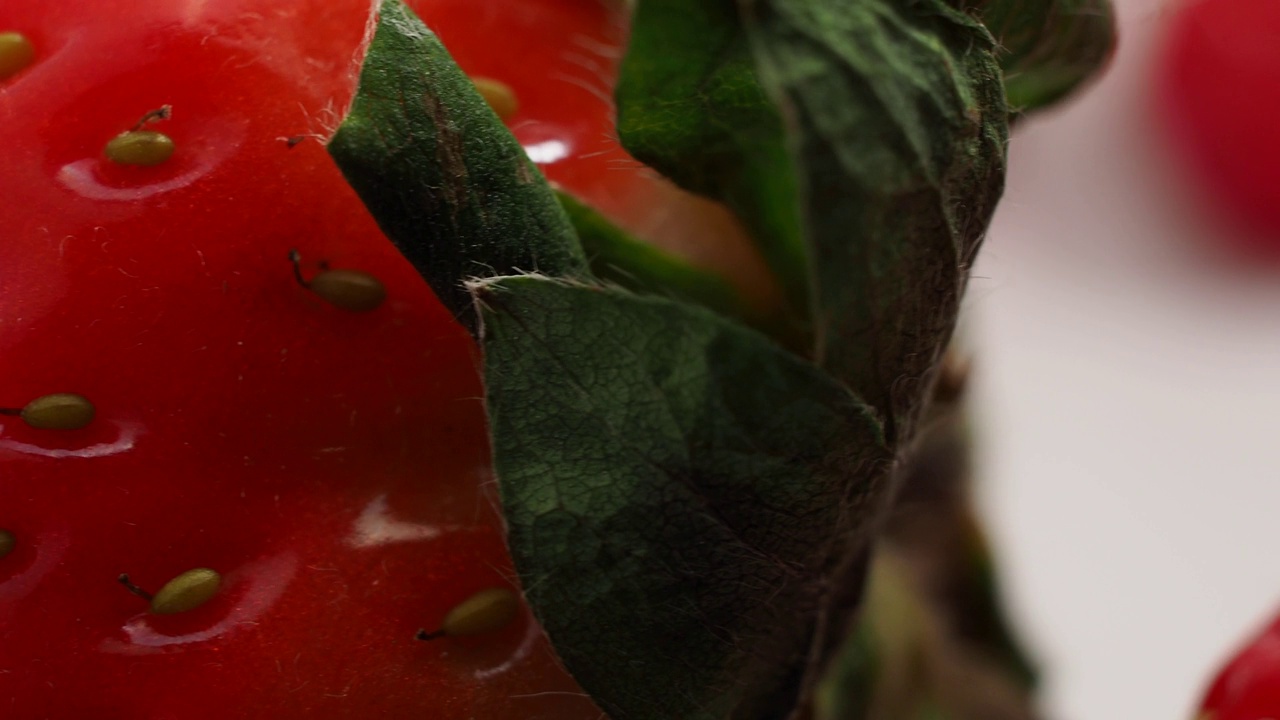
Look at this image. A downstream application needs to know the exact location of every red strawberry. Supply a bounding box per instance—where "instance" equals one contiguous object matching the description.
[1198,607,1280,720]
[0,0,750,716]
[1156,0,1280,253]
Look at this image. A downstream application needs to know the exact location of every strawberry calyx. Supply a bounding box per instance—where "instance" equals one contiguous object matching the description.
[327,0,1021,716]
[329,0,1116,713]
[0,0,1118,715]
[961,0,1117,114]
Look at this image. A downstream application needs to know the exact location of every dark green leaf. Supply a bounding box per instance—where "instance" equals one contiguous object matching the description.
[331,2,1022,718]
[557,190,749,324]
[474,275,891,720]
[620,0,1007,442]
[327,0,586,333]
[963,0,1117,112]
[617,0,814,331]
[741,0,1008,442]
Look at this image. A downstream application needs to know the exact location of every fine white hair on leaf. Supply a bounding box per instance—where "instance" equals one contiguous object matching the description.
[383,0,431,41]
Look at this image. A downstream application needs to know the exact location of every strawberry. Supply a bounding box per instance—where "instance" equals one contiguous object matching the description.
[1156,0,1280,253]
[0,0,1122,716]
[1197,607,1280,720]
[0,0,745,716]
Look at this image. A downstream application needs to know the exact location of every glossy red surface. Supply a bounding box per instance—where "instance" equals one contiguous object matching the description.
[1199,608,1280,720]
[0,0,727,716]
[1157,0,1280,254]
[424,0,775,307]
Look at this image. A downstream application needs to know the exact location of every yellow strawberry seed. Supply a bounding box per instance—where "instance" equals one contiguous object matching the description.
[441,587,520,637]
[308,269,387,312]
[150,568,223,615]
[0,529,15,559]
[20,393,96,430]
[471,77,519,121]
[105,130,175,166]
[0,32,35,80]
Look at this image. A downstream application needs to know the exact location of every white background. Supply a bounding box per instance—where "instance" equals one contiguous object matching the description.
[970,1,1280,718]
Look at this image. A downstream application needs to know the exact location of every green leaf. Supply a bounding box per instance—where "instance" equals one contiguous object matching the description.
[557,190,749,324]
[617,0,813,332]
[327,0,586,333]
[744,0,1008,443]
[474,275,891,720]
[331,2,1019,717]
[963,0,1117,113]
[622,0,1007,442]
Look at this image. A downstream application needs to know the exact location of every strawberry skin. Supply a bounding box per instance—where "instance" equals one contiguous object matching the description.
[0,0,698,716]
[1199,608,1280,720]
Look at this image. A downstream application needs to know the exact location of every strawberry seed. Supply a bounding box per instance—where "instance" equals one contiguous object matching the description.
[0,32,35,80]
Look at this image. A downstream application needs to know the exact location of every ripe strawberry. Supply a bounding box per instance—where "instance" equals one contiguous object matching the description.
[1197,607,1280,720]
[1156,0,1280,253]
[0,0,744,716]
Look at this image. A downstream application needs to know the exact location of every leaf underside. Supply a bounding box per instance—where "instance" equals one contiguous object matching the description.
[620,0,1008,443]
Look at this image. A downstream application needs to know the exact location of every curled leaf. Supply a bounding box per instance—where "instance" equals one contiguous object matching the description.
[617,0,813,333]
[963,0,1118,113]
[621,0,1008,442]
[742,0,1008,443]
[327,0,586,332]
[331,2,1020,718]
[475,275,890,720]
